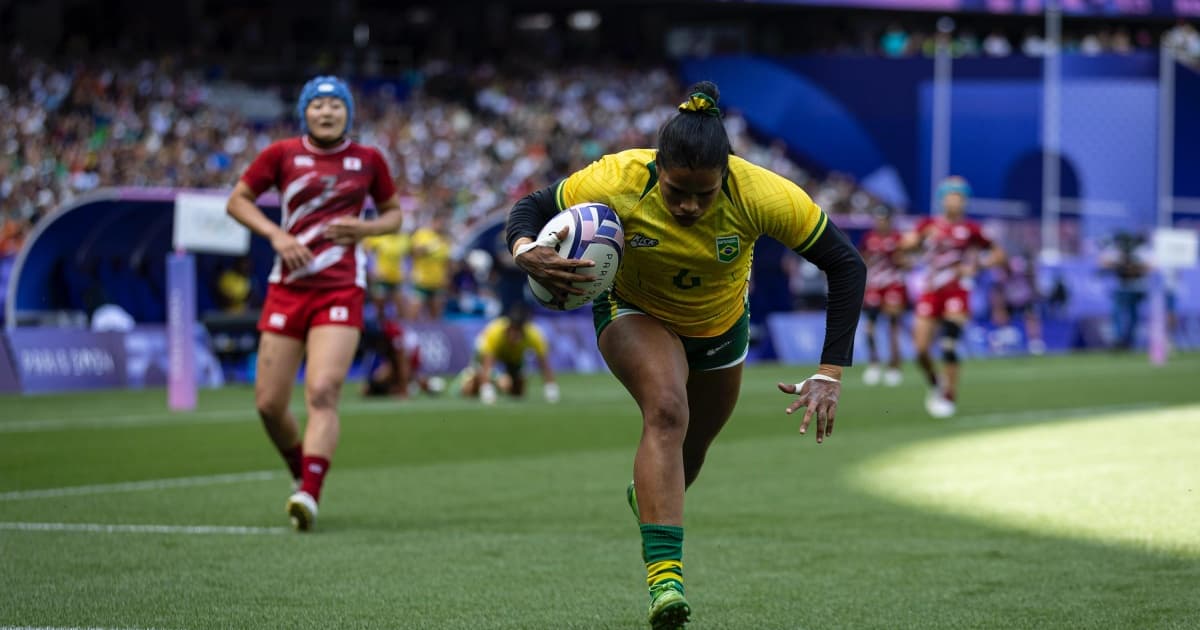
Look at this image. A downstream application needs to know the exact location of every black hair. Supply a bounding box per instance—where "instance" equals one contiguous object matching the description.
[656,81,731,172]
[506,302,531,328]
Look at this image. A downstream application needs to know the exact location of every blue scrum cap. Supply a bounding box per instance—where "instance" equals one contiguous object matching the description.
[936,176,972,200]
[296,76,354,135]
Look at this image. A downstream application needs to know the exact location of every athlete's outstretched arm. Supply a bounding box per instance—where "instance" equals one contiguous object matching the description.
[803,220,868,369]
[777,220,867,442]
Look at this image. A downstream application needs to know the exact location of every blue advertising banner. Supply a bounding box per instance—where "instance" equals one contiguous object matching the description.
[0,335,19,393]
[7,328,127,394]
[125,325,224,389]
[767,311,1076,365]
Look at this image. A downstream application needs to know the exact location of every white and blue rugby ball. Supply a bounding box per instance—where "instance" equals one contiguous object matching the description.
[528,202,624,311]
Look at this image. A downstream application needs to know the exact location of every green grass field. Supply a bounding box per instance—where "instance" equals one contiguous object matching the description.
[1,353,1198,629]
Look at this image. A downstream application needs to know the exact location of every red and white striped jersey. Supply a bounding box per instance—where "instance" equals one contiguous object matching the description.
[860,229,906,290]
[241,136,396,289]
[913,216,992,290]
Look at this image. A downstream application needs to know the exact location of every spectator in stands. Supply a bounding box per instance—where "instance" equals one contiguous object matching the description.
[983,30,1013,57]
[1164,21,1200,68]
[0,209,28,256]
[880,24,910,57]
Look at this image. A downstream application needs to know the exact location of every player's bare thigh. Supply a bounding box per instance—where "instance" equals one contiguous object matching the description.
[684,363,743,446]
[255,331,305,413]
[304,325,361,403]
[598,314,689,424]
[913,315,939,352]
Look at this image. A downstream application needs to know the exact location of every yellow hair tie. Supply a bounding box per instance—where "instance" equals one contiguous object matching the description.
[678,92,721,117]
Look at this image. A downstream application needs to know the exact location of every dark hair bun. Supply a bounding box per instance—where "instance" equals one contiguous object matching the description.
[687,81,720,106]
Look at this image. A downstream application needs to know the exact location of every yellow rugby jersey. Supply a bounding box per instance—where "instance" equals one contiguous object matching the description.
[409,227,450,289]
[363,232,409,284]
[475,317,549,365]
[556,148,828,337]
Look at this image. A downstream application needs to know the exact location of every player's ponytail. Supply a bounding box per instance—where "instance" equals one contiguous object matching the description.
[656,81,731,173]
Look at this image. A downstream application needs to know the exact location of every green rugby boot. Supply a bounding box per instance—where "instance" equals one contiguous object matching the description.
[647,583,690,629]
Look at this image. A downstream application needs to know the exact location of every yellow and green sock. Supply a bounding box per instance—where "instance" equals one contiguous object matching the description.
[641,524,684,595]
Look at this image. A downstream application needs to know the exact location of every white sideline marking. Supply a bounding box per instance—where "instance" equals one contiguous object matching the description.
[0,522,286,536]
[0,470,281,502]
[0,396,548,433]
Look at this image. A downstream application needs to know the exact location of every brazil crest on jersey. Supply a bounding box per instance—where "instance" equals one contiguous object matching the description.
[555,148,827,338]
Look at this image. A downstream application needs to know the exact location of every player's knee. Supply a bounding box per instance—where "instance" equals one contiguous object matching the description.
[642,395,689,437]
[255,392,288,422]
[306,376,345,410]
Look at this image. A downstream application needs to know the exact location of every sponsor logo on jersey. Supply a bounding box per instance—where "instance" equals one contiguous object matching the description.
[716,235,740,263]
[630,233,659,248]
[268,313,287,328]
[330,306,349,322]
[343,156,362,171]
[293,155,315,168]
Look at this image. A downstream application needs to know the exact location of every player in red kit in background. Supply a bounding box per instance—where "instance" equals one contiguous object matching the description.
[903,177,1004,418]
[226,76,404,531]
[859,205,910,387]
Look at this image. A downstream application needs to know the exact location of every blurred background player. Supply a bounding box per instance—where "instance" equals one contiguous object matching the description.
[859,205,910,386]
[1099,231,1151,351]
[363,317,443,398]
[408,213,451,320]
[226,76,404,531]
[904,176,1004,418]
[988,249,1045,355]
[362,228,410,322]
[459,304,559,405]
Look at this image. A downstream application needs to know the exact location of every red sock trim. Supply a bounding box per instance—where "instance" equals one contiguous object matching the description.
[299,455,331,502]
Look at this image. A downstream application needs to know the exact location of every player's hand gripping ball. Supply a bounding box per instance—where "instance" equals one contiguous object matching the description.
[526,203,624,311]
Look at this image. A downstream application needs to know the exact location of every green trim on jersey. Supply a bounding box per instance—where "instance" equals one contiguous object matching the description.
[793,211,829,254]
[640,160,658,200]
[554,178,567,210]
[592,290,750,371]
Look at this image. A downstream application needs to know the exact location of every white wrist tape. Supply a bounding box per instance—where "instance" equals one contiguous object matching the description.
[792,374,840,394]
[514,231,562,258]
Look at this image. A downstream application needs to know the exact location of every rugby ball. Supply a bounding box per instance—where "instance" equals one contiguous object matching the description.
[527,202,624,311]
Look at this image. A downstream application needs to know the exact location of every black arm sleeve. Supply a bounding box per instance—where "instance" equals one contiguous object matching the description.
[798,220,867,366]
[505,184,561,255]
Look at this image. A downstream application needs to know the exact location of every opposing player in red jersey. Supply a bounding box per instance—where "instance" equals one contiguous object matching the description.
[859,205,910,387]
[363,318,443,398]
[226,76,403,530]
[903,177,1004,418]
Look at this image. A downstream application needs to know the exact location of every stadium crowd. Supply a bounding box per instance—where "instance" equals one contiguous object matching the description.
[0,47,863,263]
